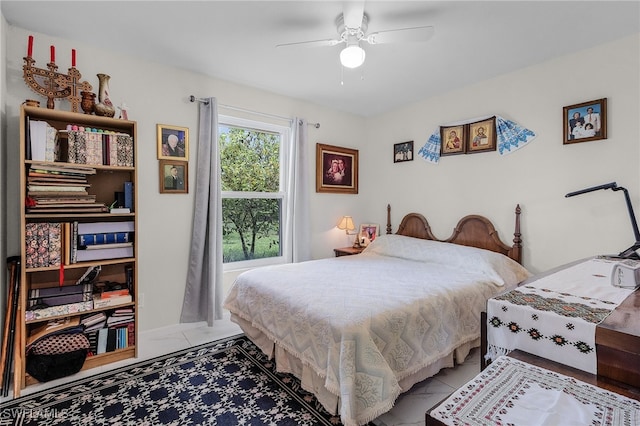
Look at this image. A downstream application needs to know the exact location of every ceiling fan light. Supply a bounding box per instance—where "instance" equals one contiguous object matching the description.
[340,45,366,68]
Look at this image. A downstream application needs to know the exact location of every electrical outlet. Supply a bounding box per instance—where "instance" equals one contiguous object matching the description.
[138,293,144,308]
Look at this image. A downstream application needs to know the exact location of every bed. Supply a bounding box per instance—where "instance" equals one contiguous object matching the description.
[223,205,530,426]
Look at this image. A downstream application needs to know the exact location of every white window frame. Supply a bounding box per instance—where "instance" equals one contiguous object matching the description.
[219,115,292,271]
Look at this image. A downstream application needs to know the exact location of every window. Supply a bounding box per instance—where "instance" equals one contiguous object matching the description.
[219,115,291,269]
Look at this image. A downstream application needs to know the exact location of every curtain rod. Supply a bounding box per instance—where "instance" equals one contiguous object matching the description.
[189,95,320,128]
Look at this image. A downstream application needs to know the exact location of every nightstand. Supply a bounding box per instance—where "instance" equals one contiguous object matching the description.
[334,246,364,257]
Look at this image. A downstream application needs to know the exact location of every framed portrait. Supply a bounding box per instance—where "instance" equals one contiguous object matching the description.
[358,223,380,247]
[393,141,414,163]
[440,125,466,156]
[159,160,188,194]
[466,117,497,153]
[316,143,358,194]
[563,98,607,145]
[157,124,189,160]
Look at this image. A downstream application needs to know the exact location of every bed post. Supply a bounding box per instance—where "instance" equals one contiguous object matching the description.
[513,204,522,264]
[386,204,392,234]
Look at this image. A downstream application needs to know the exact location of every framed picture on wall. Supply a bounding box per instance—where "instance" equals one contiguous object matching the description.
[563,98,607,144]
[157,124,189,160]
[393,141,414,162]
[466,117,497,153]
[440,125,466,156]
[159,160,188,194]
[316,143,359,194]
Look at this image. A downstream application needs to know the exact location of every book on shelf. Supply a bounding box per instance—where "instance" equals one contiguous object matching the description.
[29,162,96,175]
[112,307,134,316]
[28,120,59,162]
[27,184,89,192]
[97,328,108,354]
[76,245,133,262]
[127,322,135,346]
[77,221,135,235]
[78,231,133,246]
[92,294,132,309]
[84,242,133,250]
[25,300,94,321]
[27,206,108,214]
[24,222,62,268]
[110,208,131,214]
[80,311,107,327]
[124,181,133,210]
[107,315,134,327]
[98,288,129,299]
[67,130,134,167]
[28,282,93,308]
[86,330,99,356]
[106,328,117,352]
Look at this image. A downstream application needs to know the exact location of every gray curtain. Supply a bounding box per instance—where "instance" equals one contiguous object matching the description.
[180,97,223,325]
[287,118,311,262]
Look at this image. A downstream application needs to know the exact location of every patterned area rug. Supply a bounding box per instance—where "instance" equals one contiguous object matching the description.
[1,334,348,425]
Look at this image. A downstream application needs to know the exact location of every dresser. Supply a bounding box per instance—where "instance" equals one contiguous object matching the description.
[596,287,640,387]
[481,258,640,389]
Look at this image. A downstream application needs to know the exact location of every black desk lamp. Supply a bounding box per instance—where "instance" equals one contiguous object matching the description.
[565,182,640,259]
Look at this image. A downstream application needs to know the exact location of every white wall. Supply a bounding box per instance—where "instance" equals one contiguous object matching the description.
[3,25,365,330]
[363,34,640,274]
[3,22,639,331]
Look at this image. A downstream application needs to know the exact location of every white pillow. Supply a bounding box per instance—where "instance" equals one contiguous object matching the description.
[364,234,531,286]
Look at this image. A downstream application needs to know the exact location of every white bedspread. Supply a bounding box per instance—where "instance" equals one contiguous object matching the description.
[224,236,530,426]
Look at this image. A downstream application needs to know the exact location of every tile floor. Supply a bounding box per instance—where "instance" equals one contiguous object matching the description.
[2,316,481,425]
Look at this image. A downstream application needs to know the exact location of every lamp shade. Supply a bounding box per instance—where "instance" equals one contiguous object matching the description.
[340,44,366,69]
[337,215,356,231]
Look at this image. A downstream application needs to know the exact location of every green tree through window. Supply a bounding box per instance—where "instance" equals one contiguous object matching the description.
[219,117,290,266]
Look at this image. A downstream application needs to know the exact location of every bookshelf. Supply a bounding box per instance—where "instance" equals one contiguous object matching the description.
[14,105,138,395]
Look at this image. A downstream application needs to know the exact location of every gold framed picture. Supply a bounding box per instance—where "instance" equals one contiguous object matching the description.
[466,117,497,153]
[157,124,189,160]
[159,160,188,194]
[316,143,358,194]
[440,125,466,156]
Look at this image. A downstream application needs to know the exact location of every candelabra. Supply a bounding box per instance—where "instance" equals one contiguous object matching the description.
[23,55,92,112]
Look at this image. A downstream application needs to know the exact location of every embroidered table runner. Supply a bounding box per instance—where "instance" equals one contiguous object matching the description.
[431,355,640,426]
[486,258,633,374]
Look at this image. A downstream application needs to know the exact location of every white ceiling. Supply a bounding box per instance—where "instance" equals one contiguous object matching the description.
[3,1,639,117]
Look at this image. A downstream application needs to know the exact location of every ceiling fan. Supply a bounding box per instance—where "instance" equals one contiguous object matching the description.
[276,1,435,69]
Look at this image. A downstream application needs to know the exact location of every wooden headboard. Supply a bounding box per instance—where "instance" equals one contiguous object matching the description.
[385,204,523,264]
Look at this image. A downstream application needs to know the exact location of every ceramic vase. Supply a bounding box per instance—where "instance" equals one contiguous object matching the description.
[94,73,116,117]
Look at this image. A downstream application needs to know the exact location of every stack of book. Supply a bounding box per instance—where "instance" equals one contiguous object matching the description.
[67,130,134,167]
[87,316,135,356]
[80,312,107,332]
[107,307,134,327]
[26,162,108,214]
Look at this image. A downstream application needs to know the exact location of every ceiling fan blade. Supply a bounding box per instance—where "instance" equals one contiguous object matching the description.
[276,38,343,49]
[342,0,365,28]
[366,26,435,44]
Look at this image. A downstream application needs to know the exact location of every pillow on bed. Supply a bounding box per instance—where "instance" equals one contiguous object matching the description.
[364,234,530,286]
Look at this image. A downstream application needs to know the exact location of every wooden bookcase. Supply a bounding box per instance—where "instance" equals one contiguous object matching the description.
[14,105,138,396]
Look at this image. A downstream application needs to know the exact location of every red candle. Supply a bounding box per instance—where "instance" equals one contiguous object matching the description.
[72,49,76,67]
[50,45,55,63]
[27,35,33,57]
